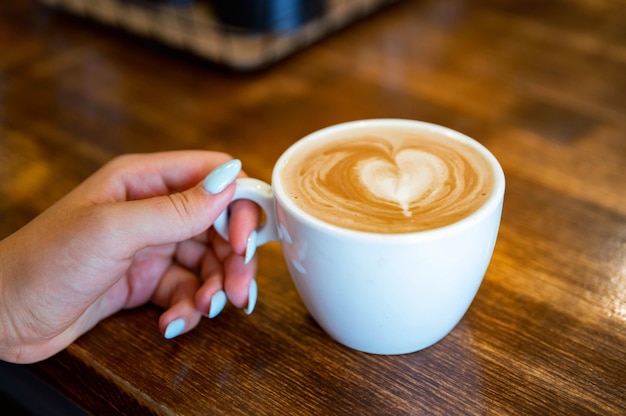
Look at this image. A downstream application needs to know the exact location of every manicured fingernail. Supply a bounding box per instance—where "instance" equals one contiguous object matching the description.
[164,318,185,339]
[202,159,242,195]
[208,290,227,319]
[244,230,257,265]
[244,279,257,315]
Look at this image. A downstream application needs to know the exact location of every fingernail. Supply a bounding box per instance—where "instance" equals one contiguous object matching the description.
[202,159,242,195]
[208,290,227,319]
[244,230,257,265]
[164,318,185,339]
[244,279,257,315]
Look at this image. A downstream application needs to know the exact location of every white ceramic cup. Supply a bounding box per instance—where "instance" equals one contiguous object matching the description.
[214,119,505,355]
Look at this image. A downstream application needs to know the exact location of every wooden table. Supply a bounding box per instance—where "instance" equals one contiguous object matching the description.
[1,0,625,414]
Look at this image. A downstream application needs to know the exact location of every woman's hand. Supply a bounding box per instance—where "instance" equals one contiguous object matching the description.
[0,151,259,364]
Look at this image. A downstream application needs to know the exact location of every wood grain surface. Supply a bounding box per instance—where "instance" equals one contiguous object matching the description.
[1,0,625,414]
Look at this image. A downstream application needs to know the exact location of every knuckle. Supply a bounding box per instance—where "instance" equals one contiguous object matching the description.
[167,192,196,227]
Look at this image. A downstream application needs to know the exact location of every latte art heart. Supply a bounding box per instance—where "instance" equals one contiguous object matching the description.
[358,150,447,216]
[281,127,494,233]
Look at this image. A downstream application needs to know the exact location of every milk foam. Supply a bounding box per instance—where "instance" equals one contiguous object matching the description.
[358,149,447,216]
[281,126,494,233]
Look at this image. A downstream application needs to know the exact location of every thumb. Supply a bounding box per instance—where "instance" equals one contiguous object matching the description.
[108,160,241,252]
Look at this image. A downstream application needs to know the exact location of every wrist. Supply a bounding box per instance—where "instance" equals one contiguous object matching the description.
[0,235,40,363]
[0,237,19,362]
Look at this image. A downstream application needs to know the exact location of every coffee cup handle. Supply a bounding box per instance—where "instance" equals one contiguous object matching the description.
[213,178,279,247]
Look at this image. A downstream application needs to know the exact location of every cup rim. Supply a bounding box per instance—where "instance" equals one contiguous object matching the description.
[271,118,505,241]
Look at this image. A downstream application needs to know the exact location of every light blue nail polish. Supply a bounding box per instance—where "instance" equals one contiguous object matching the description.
[164,318,185,339]
[244,230,257,265]
[202,159,242,195]
[245,279,257,315]
[208,290,227,319]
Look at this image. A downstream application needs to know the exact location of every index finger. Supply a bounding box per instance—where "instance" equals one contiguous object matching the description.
[228,199,261,257]
[80,151,235,203]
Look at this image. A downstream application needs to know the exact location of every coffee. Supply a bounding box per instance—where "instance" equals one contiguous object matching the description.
[280,125,495,233]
